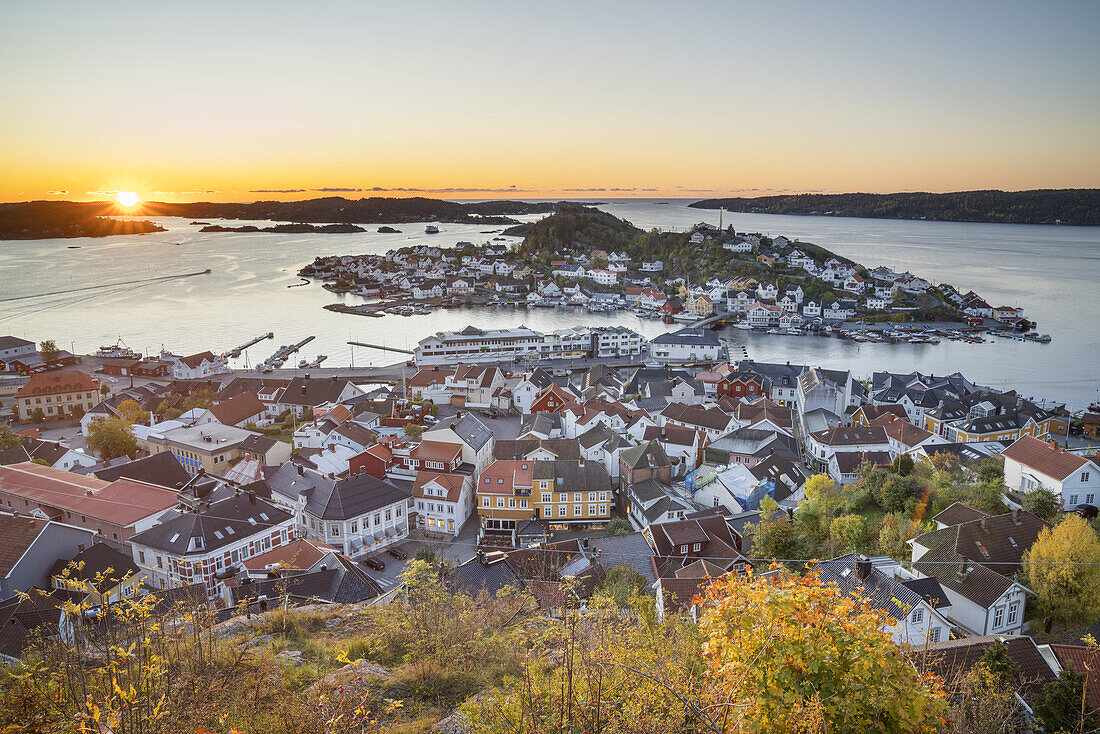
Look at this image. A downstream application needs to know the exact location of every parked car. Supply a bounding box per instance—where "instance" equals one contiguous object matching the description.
[1074,504,1099,520]
[387,546,408,560]
[483,408,499,418]
[362,556,386,571]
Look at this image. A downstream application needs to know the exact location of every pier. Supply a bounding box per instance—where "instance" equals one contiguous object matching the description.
[347,341,414,355]
[227,332,274,358]
[262,336,316,367]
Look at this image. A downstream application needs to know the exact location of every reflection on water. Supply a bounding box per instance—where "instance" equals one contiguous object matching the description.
[0,205,1097,409]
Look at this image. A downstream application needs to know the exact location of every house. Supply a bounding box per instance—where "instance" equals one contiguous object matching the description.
[797,367,855,419]
[910,509,1045,636]
[917,635,1056,704]
[50,542,142,606]
[801,300,821,318]
[162,351,228,380]
[660,402,736,440]
[0,463,178,543]
[648,328,722,364]
[13,370,99,421]
[684,293,713,317]
[408,366,454,403]
[1001,435,1099,510]
[230,554,382,608]
[412,470,473,537]
[277,376,364,418]
[529,383,578,415]
[618,441,672,494]
[266,463,411,556]
[814,554,952,646]
[160,423,265,477]
[445,365,507,409]
[422,412,495,475]
[643,425,702,474]
[640,260,663,272]
[208,392,267,428]
[0,513,99,598]
[129,493,294,599]
[703,428,800,469]
[755,281,778,300]
[0,336,36,372]
[626,479,696,530]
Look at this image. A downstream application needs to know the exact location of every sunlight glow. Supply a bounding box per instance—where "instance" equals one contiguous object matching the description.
[116,191,140,207]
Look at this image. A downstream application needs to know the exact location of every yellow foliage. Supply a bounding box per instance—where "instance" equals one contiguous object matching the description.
[1023,514,1100,625]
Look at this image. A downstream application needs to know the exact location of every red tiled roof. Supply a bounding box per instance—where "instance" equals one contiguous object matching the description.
[178,351,216,368]
[411,440,462,464]
[242,538,336,571]
[1001,435,1092,481]
[0,514,48,575]
[14,370,98,399]
[413,471,467,502]
[209,392,266,426]
[478,460,535,495]
[0,463,178,528]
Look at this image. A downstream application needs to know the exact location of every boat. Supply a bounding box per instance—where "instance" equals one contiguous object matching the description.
[96,340,140,360]
[425,225,440,234]
[298,359,308,368]
[734,323,754,330]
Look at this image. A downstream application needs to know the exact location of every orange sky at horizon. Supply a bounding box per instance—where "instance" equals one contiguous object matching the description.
[3,1,1098,205]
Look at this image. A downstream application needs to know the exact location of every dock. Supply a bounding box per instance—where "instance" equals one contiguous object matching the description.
[228,332,274,358]
[262,336,316,367]
[347,341,414,355]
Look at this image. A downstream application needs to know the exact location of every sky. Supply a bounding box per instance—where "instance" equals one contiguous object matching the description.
[1,0,1098,203]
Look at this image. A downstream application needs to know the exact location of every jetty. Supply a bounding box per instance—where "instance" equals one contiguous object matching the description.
[347,341,414,355]
[228,332,274,358]
[262,336,316,367]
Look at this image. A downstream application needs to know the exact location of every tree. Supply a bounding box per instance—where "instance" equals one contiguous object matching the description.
[593,566,647,608]
[829,514,867,552]
[892,453,914,477]
[697,572,947,732]
[1022,487,1063,521]
[1033,669,1096,734]
[605,515,632,536]
[404,423,424,437]
[86,418,137,460]
[180,389,215,411]
[1023,514,1100,626]
[115,399,150,425]
[99,383,110,397]
[31,407,45,423]
[38,339,60,363]
[977,640,1015,685]
[0,426,20,450]
[750,515,804,567]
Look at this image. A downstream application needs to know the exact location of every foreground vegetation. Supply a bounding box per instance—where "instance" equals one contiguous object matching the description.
[3,555,1096,733]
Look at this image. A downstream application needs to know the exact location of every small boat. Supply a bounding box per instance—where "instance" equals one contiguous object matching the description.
[425,225,440,234]
[298,359,308,368]
[735,323,754,330]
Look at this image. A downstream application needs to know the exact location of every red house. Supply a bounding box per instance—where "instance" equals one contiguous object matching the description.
[529,384,576,414]
[349,442,394,478]
[716,371,769,399]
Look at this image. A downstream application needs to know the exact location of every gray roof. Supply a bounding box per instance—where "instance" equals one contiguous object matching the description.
[428,412,493,451]
[267,463,409,521]
[446,555,524,597]
[650,328,720,347]
[129,494,290,555]
[589,532,657,584]
[280,376,358,407]
[815,554,951,623]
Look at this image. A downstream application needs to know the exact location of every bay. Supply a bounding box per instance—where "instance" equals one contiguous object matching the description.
[0,201,1096,409]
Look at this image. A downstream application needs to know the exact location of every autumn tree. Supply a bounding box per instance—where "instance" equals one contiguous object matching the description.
[0,426,20,450]
[115,398,150,425]
[829,514,867,552]
[86,418,137,460]
[1023,514,1100,627]
[181,389,215,411]
[38,339,60,363]
[697,572,947,732]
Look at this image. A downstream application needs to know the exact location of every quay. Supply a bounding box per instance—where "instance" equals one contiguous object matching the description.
[227,332,273,358]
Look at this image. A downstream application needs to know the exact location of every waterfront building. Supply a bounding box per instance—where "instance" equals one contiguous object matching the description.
[13,370,99,421]
[648,328,722,364]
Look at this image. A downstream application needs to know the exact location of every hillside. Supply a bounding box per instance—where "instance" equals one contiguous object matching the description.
[690,189,1100,225]
[0,201,166,239]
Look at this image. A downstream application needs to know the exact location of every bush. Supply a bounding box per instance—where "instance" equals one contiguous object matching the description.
[606,516,632,536]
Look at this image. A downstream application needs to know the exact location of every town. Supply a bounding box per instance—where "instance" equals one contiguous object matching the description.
[301,206,1050,346]
[2,320,1099,726]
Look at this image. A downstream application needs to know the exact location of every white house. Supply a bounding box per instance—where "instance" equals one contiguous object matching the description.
[412,471,473,537]
[1002,436,1100,510]
[648,328,722,364]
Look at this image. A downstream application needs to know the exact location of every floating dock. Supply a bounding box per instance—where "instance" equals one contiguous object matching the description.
[228,332,274,358]
[263,336,316,366]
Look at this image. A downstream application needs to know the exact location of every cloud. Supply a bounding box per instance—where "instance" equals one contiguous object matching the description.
[46,190,69,196]
[249,189,306,193]
[314,187,363,192]
[154,190,219,195]
[87,190,122,196]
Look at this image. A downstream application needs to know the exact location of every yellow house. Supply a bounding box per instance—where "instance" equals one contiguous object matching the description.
[756,254,777,266]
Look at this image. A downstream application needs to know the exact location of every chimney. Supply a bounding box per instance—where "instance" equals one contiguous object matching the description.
[304,373,310,380]
[1012,508,1021,525]
[301,385,307,396]
[297,464,304,476]
[77,543,85,552]
[980,517,988,532]
[855,556,872,580]
[247,490,256,505]
[955,559,970,583]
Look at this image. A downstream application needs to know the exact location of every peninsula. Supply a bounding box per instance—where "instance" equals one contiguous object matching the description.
[0,201,166,240]
[690,188,1100,226]
[199,223,367,234]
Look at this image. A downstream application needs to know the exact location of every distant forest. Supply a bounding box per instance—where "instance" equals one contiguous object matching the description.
[690,189,1100,225]
[0,197,565,240]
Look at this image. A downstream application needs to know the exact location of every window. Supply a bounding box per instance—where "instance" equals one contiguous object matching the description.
[599,492,607,502]
[680,545,687,553]
[588,492,597,502]
[541,493,551,503]
[508,498,516,508]
[599,505,607,515]
[911,608,923,624]
[693,543,701,552]
[558,505,566,517]
[1007,602,1019,625]
[573,505,581,516]
[1084,471,1091,482]
[520,499,528,509]
[1088,494,1096,505]
[496,497,505,508]
[1070,494,1080,506]
[138,551,146,564]
[588,504,597,516]
[993,607,1004,628]
[573,493,581,503]
[350,521,358,533]
[928,627,940,643]
[483,497,490,507]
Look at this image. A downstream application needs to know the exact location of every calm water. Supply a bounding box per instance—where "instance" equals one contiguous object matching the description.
[1,202,1097,409]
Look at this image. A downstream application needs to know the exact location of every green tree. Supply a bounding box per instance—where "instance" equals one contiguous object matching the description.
[86,418,137,460]
[750,515,804,567]
[1033,669,1096,734]
[0,426,20,450]
[892,453,915,477]
[1023,514,1100,626]
[1022,487,1063,521]
[31,407,46,423]
[593,565,647,608]
[605,515,632,536]
[38,339,60,363]
[180,389,215,411]
[404,423,424,437]
[830,514,867,552]
[977,640,1015,685]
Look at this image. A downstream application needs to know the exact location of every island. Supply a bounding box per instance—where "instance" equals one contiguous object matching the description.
[199,223,367,234]
[690,189,1100,226]
[377,226,401,233]
[0,201,166,240]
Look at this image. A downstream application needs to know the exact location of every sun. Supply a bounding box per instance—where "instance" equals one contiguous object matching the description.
[115,191,141,207]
